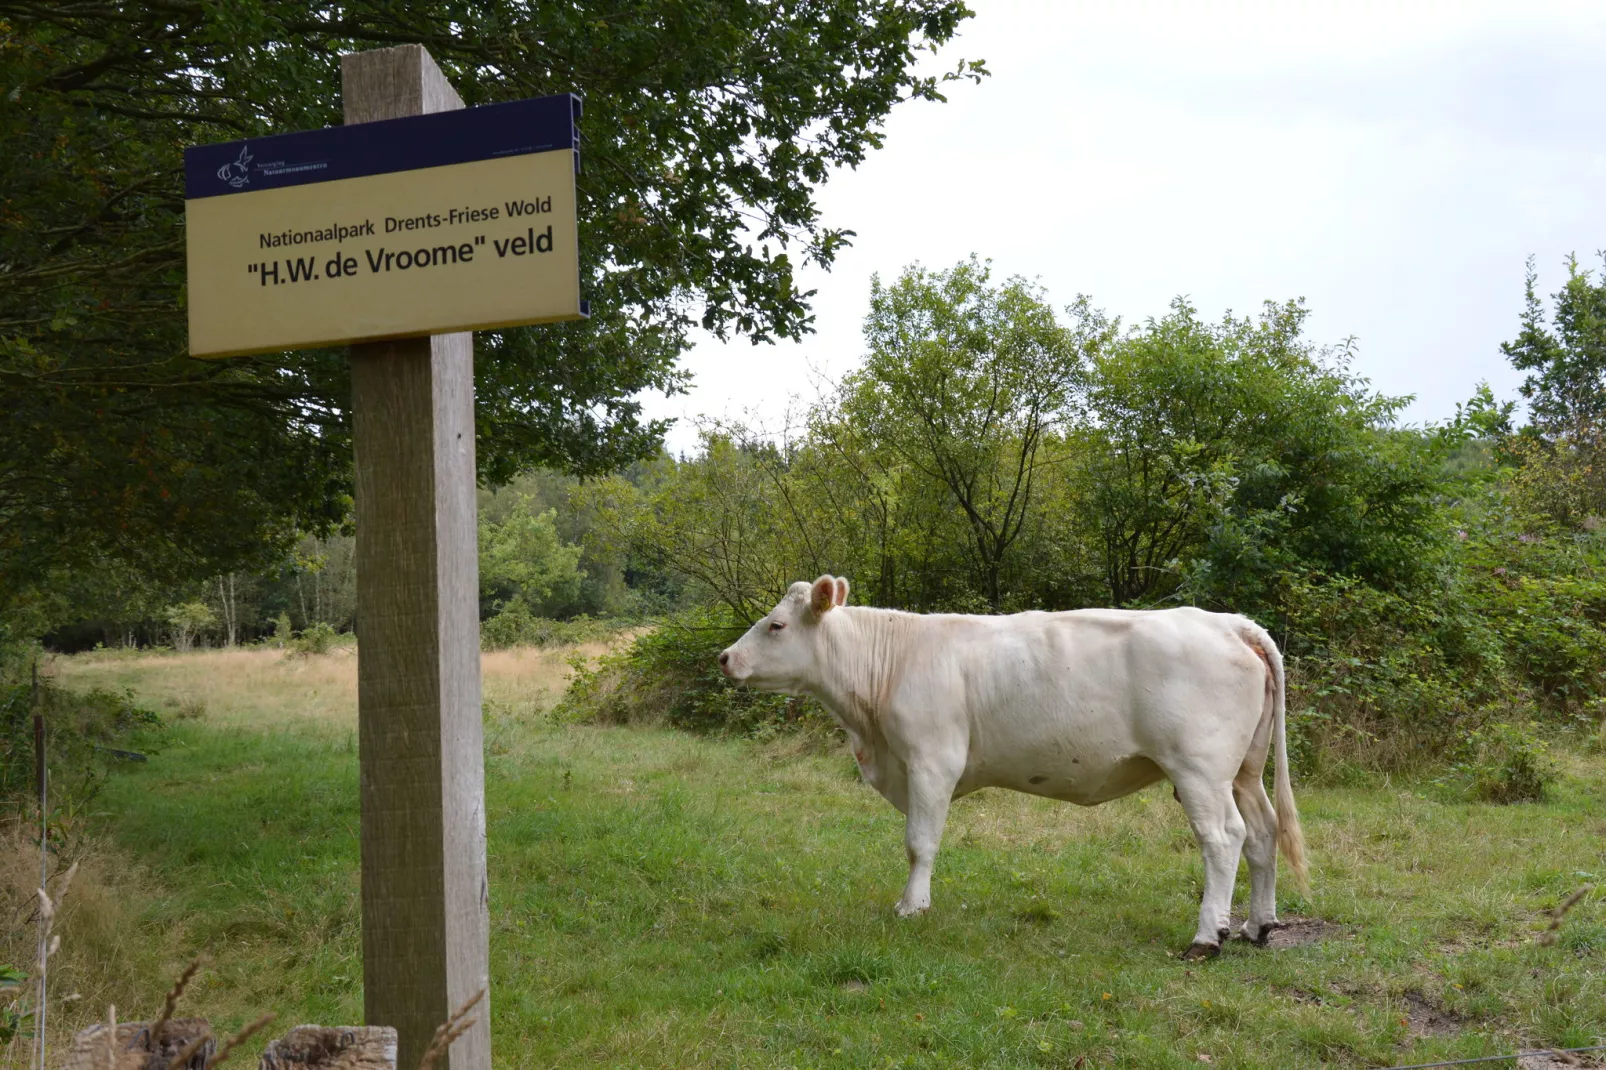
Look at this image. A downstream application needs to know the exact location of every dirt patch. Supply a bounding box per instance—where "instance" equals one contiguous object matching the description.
[1228,913,1347,949]
[1265,916,1348,949]
[1402,991,1466,1038]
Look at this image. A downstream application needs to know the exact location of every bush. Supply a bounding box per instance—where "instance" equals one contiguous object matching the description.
[1450,721,1556,803]
[286,620,338,656]
[554,606,832,736]
[1281,571,1512,773]
[0,643,164,814]
[479,597,617,650]
[271,612,294,649]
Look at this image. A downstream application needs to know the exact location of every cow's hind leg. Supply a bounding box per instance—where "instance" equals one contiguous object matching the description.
[1171,771,1247,959]
[1234,774,1281,944]
[1233,669,1281,946]
[895,760,962,917]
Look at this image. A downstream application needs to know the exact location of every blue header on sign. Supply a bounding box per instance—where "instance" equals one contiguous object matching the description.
[185,93,581,200]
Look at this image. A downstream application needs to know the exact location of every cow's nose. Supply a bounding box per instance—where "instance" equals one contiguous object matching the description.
[718,651,730,667]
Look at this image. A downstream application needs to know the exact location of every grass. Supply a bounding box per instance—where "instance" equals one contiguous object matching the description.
[18,644,1606,1068]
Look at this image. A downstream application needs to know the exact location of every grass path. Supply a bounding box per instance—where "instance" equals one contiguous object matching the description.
[31,647,1606,1068]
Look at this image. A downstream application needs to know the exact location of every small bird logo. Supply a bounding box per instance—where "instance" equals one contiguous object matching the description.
[217,146,253,188]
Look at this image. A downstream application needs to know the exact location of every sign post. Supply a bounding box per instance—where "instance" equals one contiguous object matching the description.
[343,46,489,1070]
[183,44,586,1070]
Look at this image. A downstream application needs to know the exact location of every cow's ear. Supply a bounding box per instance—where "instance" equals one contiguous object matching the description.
[809,575,836,616]
[834,577,850,607]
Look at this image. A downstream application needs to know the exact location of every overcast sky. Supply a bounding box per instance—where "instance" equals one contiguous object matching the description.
[639,0,1606,454]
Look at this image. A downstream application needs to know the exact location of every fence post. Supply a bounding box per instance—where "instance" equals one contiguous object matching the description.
[33,656,47,1070]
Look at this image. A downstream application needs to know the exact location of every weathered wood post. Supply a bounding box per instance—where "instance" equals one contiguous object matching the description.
[342,46,490,1070]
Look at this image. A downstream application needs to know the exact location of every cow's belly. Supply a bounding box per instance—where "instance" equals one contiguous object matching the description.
[957,736,1167,806]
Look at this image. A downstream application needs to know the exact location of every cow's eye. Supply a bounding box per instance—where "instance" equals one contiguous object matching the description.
[768,621,786,632]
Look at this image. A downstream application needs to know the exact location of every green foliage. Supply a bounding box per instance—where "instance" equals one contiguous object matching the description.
[575,435,810,619]
[848,257,1093,609]
[568,261,1606,767]
[478,497,585,619]
[1275,498,1606,773]
[1457,518,1606,712]
[1085,299,1439,610]
[479,599,614,651]
[556,607,826,735]
[1279,572,1506,773]
[0,1,982,621]
[163,601,217,653]
[286,621,338,657]
[1450,721,1556,804]
[272,612,294,649]
[1502,254,1606,433]
[0,645,163,814]
[0,963,26,1047]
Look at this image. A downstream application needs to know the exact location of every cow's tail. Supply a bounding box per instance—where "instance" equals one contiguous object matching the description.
[1259,627,1310,896]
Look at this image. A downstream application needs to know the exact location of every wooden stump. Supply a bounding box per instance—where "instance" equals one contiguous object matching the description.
[63,1018,213,1070]
[259,1026,398,1070]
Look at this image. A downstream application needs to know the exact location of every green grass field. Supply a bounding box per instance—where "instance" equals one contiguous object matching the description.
[28,646,1606,1068]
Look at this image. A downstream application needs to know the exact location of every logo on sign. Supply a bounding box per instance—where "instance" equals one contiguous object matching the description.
[217,147,253,189]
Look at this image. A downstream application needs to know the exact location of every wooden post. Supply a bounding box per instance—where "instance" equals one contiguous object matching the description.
[343,45,491,1070]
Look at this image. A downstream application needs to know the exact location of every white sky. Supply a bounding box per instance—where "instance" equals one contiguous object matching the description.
[639,0,1606,454]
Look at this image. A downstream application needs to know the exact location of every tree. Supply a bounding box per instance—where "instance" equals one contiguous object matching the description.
[582,434,803,620]
[478,497,584,618]
[0,1,984,624]
[845,257,1093,610]
[1500,255,1606,529]
[164,601,216,652]
[1502,254,1606,433]
[1080,299,1440,610]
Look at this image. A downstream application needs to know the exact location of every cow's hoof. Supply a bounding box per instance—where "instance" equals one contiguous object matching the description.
[894,901,930,918]
[1243,920,1283,947]
[1180,941,1220,962]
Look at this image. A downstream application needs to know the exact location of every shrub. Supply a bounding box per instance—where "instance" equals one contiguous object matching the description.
[271,611,294,649]
[479,597,616,650]
[0,644,164,813]
[1280,571,1512,773]
[1450,721,1556,803]
[287,620,338,656]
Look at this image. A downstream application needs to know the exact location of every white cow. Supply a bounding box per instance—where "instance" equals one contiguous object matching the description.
[719,575,1309,960]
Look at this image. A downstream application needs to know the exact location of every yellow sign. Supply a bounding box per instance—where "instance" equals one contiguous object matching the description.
[184,95,584,358]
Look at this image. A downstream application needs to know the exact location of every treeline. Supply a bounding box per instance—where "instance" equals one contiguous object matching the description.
[567,256,1606,784]
[36,465,686,653]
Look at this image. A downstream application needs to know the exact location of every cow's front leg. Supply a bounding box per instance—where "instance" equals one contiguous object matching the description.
[895,762,960,917]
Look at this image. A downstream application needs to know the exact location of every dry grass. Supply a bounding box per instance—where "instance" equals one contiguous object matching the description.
[481,639,621,717]
[50,640,624,730]
[0,823,172,1058]
[50,647,360,728]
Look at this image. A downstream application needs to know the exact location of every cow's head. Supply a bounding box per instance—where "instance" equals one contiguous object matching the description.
[718,575,850,692]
